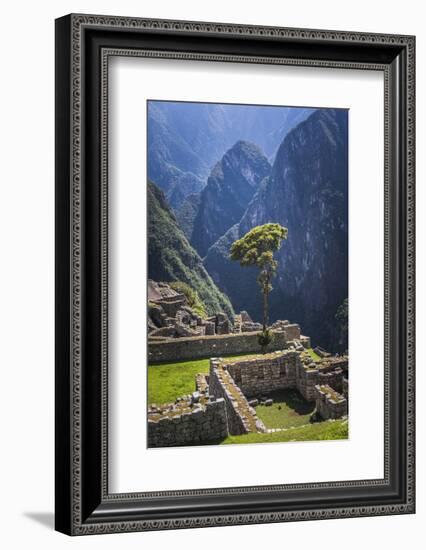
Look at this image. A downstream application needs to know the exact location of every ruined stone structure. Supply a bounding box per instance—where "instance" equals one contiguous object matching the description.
[148,280,233,339]
[147,396,228,448]
[209,359,266,435]
[147,347,348,447]
[148,330,285,363]
[148,321,307,363]
[314,385,348,420]
[148,281,312,361]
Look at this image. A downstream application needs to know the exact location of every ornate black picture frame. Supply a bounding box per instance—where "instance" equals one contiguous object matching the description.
[55,14,415,535]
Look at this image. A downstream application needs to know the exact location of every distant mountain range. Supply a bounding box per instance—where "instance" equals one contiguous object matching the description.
[147,103,348,350]
[148,101,315,209]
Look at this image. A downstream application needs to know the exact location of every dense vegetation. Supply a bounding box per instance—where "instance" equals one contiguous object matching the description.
[148,181,234,319]
[169,281,207,318]
[176,192,201,238]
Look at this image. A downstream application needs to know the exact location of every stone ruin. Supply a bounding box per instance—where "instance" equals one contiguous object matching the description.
[148,344,348,447]
[233,310,262,332]
[148,280,311,353]
[148,280,232,340]
[147,394,228,448]
[148,316,309,364]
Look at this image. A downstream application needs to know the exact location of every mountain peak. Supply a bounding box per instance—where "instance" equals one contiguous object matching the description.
[229,140,263,155]
[190,141,271,257]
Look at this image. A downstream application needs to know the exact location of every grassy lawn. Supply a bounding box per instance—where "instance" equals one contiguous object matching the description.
[148,349,321,405]
[148,359,210,404]
[148,353,253,404]
[305,348,321,362]
[255,389,315,429]
[221,418,348,445]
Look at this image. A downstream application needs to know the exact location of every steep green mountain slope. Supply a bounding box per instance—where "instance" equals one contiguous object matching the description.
[176,192,201,239]
[148,181,234,319]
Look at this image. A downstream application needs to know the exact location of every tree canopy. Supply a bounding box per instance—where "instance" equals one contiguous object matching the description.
[230,223,288,351]
[229,223,288,270]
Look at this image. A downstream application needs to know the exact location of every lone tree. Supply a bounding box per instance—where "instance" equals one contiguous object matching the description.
[230,223,288,352]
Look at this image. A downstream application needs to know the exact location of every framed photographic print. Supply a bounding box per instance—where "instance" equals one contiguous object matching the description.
[55,14,415,535]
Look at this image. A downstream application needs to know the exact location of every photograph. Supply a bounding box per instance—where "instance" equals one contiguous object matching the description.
[146,100,349,448]
[0,0,419,545]
[50,8,415,539]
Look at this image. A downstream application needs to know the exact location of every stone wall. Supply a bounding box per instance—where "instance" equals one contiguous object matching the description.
[209,359,262,435]
[148,330,289,363]
[318,368,344,393]
[226,350,299,398]
[147,398,228,447]
[296,363,321,401]
[219,351,347,408]
[315,385,348,420]
[225,350,320,402]
[283,324,302,341]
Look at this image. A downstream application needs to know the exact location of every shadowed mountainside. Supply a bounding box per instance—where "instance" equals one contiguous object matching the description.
[189,141,271,257]
[204,109,348,349]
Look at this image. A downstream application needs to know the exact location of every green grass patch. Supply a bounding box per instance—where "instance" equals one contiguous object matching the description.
[148,353,255,404]
[221,419,348,445]
[148,359,209,404]
[306,348,321,362]
[255,390,315,429]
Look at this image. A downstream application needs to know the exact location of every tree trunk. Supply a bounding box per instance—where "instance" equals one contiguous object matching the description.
[263,288,269,333]
[259,268,271,353]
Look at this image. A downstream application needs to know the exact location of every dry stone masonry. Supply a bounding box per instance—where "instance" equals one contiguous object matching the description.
[209,359,266,435]
[148,280,232,339]
[148,342,348,447]
[148,330,292,363]
[315,385,348,419]
[147,395,228,447]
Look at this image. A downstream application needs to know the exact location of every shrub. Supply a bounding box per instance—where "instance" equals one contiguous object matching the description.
[258,328,274,354]
[169,281,207,318]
